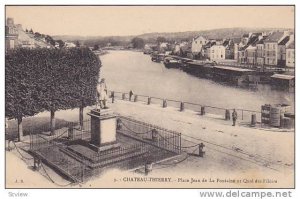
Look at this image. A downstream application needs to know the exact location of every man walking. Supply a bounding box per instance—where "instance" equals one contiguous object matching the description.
[232,109,237,126]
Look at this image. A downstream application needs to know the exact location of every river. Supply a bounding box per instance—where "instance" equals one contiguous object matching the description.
[100,50,294,112]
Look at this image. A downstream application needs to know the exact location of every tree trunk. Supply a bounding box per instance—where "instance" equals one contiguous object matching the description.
[50,110,56,135]
[79,106,84,129]
[17,117,23,142]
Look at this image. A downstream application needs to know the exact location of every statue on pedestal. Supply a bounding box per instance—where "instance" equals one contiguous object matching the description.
[97,78,108,109]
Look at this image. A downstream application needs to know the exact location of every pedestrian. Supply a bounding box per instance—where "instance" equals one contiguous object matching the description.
[97,78,108,109]
[129,90,134,101]
[232,109,237,126]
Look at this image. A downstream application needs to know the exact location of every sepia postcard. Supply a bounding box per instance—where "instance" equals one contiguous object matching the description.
[4,5,295,189]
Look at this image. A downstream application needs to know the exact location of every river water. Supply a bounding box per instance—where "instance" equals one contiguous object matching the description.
[100,50,294,112]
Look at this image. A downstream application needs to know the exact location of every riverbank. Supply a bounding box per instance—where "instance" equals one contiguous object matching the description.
[6,98,294,188]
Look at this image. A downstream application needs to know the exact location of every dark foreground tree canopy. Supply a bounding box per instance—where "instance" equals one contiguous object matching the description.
[5,47,101,120]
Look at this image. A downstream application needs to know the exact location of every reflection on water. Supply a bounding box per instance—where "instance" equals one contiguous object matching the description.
[100,50,294,112]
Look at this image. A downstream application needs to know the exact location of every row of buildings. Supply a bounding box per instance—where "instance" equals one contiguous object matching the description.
[147,30,294,68]
[5,18,76,51]
[236,31,294,67]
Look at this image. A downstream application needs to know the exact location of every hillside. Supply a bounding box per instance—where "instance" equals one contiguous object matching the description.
[17,27,52,48]
[53,27,293,47]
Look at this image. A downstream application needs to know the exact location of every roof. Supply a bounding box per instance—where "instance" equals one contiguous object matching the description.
[271,74,295,80]
[231,37,241,44]
[278,36,290,45]
[194,35,207,41]
[246,34,260,46]
[223,40,230,46]
[257,36,268,44]
[214,66,254,72]
[264,31,285,42]
[287,41,295,49]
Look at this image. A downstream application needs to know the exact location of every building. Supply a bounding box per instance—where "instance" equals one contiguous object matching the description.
[191,36,207,55]
[264,31,289,66]
[256,36,267,66]
[159,42,169,53]
[5,18,19,50]
[223,39,235,59]
[203,41,216,60]
[278,35,294,67]
[65,41,77,48]
[286,42,295,67]
[209,45,226,61]
[237,33,262,65]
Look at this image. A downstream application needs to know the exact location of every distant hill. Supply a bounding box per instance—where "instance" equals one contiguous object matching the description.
[53,27,293,47]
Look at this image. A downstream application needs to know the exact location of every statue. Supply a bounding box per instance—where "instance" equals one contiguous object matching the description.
[97,78,108,109]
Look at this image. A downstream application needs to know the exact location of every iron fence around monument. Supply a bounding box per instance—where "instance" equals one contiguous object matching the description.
[29,120,91,151]
[116,115,182,154]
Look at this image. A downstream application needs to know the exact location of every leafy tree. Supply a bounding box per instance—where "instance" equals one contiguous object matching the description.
[5,48,101,139]
[45,35,55,46]
[34,32,41,38]
[56,40,65,48]
[131,37,145,49]
[156,36,167,44]
[75,41,80,47]
[93,44,100,51]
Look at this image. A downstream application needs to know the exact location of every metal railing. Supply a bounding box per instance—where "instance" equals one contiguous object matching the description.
[109,90,262,124]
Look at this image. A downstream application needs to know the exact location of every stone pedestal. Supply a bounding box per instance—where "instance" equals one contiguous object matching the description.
[88,109,119,151]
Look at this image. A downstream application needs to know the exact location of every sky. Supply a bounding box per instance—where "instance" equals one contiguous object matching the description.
[6,6,294,37]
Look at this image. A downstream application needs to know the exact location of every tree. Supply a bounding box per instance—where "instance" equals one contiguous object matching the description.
[131,37,145,49]
[93,44,100,51]
[29,28,34,34]
[25,28,28,33]
[45,35,55,46]
[156,36,167,44]
[5,48,101,138]
[75,41,81,47]
[34,32,41,38]
[56,40,65,48]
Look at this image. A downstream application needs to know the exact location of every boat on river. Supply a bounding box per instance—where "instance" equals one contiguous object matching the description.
[163,57,181,68]
[151,52,165,62]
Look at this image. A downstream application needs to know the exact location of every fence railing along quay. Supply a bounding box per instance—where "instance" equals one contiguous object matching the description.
[109,90,262,125]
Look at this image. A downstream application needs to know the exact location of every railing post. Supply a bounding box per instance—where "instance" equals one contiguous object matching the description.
[201,106,206,115]
[198,143,205,157]
[242,110,244,120]
[163,99,167,108]
[225,109,231,120]
[122,93,125,100]
[147,97,151,105]
[111,91,115,103]
[251,113,257,127]
[180,102,184,112]
[134,95,138,102]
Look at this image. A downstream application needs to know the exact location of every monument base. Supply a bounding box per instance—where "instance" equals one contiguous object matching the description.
[89,141,121,153]
[88,108,118,152]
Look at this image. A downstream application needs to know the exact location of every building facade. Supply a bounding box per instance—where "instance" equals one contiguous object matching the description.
[286,42,295,67]
[191,36,207,54]
[209,45,225,61]
[5,18,19,51]
[264,31,288,66]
